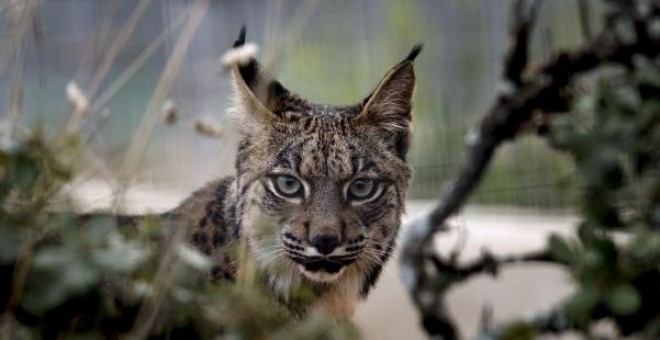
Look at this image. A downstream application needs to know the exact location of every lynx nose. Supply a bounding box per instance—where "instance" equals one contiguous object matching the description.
[311,235,340,255]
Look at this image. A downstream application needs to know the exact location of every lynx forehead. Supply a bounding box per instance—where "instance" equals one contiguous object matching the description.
[175,27,421,318]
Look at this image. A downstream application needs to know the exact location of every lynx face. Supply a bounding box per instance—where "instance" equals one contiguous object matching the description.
[249,112,412,284]
[228,30,420,293]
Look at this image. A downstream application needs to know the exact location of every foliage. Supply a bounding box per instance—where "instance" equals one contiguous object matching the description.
[400,1,660,339]
[0,129,357,339]
[541,56,660,337]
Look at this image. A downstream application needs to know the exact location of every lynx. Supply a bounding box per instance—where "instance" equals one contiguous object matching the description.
[168,28,421,319]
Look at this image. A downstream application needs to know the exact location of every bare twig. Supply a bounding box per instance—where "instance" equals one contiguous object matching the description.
[60,0,154,136]
[6,230,35,315]
[262,0,322,72]
[430,249,553,288]
[118,0,209,195]
[3,0,39,137]
[505,0,542,86]
[480,307,574,338]
[86,0,154,100]
[121,3,211,334]
[126,218,187,339]
[87,10,188,117]
[263,0,283,62]
[8,45,24,134]
[578,0,593,43]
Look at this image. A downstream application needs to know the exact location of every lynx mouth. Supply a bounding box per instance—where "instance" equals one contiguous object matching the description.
[302,259,345,273]
[288,256,356,282]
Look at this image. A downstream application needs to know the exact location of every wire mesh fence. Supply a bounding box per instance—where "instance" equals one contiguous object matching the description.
[0,0,595,211]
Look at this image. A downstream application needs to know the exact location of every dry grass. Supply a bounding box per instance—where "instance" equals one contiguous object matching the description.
[0,1,353,338]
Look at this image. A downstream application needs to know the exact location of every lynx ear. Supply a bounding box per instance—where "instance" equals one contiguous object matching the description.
[354,44,422,158]
[225,26,290,132]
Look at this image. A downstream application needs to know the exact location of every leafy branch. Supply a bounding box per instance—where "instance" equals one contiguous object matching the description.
[399,0,660,338]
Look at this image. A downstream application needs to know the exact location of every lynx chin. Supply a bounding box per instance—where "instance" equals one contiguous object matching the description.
[164,27,421,319]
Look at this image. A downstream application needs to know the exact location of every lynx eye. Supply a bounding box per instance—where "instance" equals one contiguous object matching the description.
[347,179,379,202]
[272,175,303,198]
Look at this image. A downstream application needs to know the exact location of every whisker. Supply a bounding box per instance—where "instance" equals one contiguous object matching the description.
[362,248,392,257]
[249,245,283,256]
[357,252,380,266]
[359,249,398,278]
[360,250,386,267]
[254,249,286,261]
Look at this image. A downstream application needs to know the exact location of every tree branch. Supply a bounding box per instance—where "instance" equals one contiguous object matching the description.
[577,0,593,43]
[399,0,660,338]
[480,308,576,338]
[430,250,553,283]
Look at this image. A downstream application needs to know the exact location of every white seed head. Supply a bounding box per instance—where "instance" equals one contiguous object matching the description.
[66,81,89,116]
[162,99,178,126]
[193,116,223,139]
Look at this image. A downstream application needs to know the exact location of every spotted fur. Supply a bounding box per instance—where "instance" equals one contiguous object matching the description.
[167,28,421,319]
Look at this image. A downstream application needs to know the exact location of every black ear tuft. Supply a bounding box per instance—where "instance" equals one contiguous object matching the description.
[405,43,423,62]
[233,25,247,48]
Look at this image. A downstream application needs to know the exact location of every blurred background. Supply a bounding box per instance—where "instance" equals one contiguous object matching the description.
[0,0,592,209]
[1,0,597,338]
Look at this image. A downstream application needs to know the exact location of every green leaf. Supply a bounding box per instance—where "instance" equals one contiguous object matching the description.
[582,189,622,228]
[11,153,40,192]
[635,57,660,88]
[577,222,596,246]
[92,237,150,273]
[548,234,573,264]
[594,237,618,270]
[493,321,536,340]
[177,244,211,271]
[581,250,602,273]
[606,284,641,316]
[87,214,117,245]
[22,247,99,314]
[0,224,20,263]
[582,147,624,189]
[564,285,600,323]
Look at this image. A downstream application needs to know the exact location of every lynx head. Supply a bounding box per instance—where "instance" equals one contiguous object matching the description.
[227,28,421,295]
